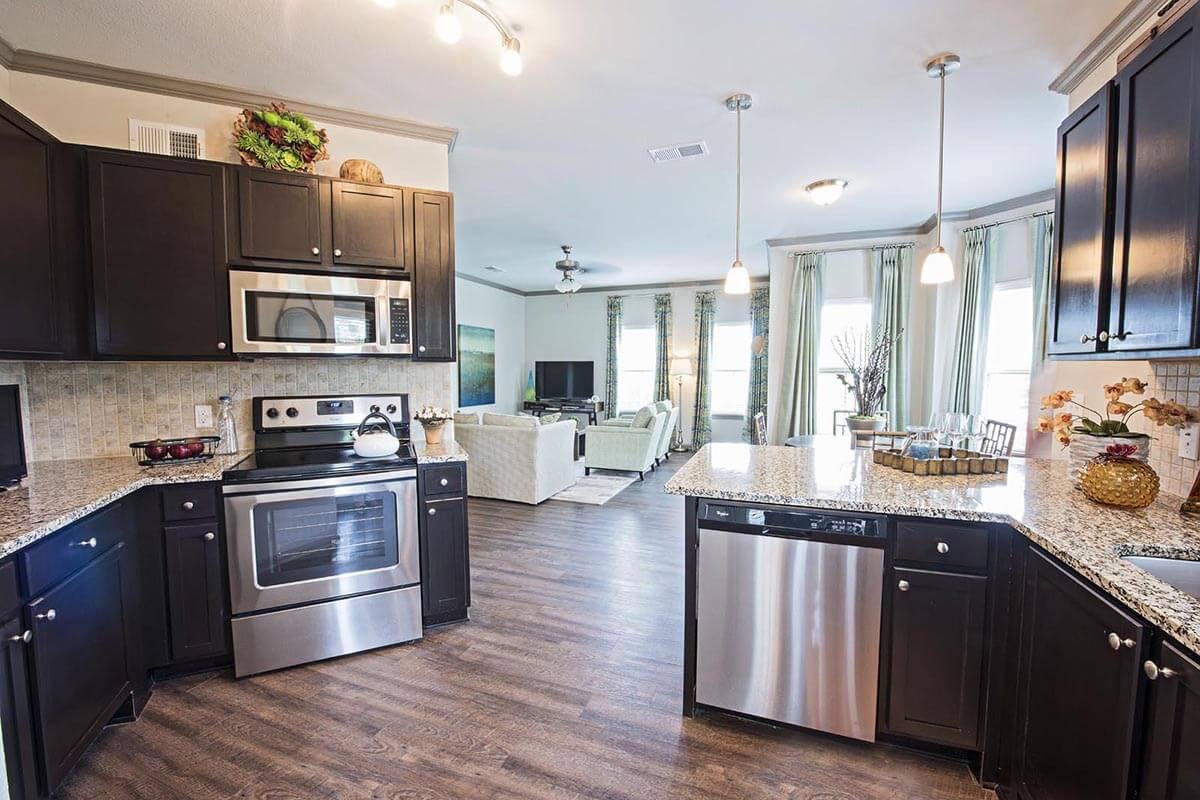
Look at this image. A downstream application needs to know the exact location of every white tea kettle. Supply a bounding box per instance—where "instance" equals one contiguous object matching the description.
[351,411,401,459]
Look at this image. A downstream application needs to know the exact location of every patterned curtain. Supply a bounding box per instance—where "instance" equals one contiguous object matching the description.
[1030,213,1055,373]
[691,290,717,448]
[604,295,623,419]
[871,245,912,429]
[653,293,673,402]
[776,253,824,440]
[948,227,996,415]
[743,286,770,441]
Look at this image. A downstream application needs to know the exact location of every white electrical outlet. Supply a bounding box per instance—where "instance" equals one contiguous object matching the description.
[1180,422,1200,460]
[194,404,214,429]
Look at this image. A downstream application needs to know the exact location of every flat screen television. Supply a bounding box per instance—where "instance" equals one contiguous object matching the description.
[0,385,26,487]
[535,361,594,401]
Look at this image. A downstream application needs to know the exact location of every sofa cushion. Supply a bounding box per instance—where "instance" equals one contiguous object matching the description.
[631,404,657,429]
[654,400,672,413]
[540,412,562,425]
[454,412,479,425]
[483,412,539,429]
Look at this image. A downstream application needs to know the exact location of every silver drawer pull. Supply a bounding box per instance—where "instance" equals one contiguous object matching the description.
[312,246,320,255]
[1144,660,1178,681]
[73,537,98,549]
[181,501,195,511]
[1108,632,1136,651]
[7,630,31,644]
[428,508,437,516]
[897,580,911,592]
[204,532,216,541]
[440,478,449,487]
[334,248,342,257]
[217,342,228,350]
[936,541,949,554]
[36,610,56,622]
[418,345,427,353]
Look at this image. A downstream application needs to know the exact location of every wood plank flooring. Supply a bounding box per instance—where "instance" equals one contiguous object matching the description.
[58,457,995,800]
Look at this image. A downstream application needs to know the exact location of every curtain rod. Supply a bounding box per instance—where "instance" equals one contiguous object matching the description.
[790,241,915,257]
[963,209,1052,233]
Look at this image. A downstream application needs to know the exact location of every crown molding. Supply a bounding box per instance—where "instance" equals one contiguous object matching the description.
[523,277,767,298]
[456,271,526,296]
[1048,0,1160,95]
[965,188,1056,220]
[0,37,459,149]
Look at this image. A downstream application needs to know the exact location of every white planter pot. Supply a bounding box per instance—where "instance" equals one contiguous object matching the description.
[846,416,885,449]
[1068,433,1150,485]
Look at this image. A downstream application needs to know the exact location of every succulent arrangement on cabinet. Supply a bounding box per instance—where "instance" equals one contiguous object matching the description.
[234,102,329,173]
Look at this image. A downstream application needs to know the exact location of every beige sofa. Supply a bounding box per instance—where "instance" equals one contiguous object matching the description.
[453,412,577,504]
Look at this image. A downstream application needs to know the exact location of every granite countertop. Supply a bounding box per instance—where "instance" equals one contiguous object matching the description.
[415,439,469,463]
[665,442,1200,655]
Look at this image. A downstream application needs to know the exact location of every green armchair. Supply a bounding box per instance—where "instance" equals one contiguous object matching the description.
[585,407,667,480]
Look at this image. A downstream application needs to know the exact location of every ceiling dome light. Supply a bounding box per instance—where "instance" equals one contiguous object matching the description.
[806,179,848,207]
[920,246,954,285]
[920,53,960,285]
[436,2,463,44]
[500,36,523,76]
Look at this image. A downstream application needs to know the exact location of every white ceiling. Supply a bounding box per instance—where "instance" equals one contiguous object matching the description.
[0,0,1125,291]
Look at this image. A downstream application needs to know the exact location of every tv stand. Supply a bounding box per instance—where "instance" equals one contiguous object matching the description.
[524,399,605,426]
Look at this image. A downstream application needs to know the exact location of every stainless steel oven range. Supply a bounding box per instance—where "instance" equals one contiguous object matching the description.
[222,393,421,677]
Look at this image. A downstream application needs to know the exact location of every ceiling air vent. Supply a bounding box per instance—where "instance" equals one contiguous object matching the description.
[648,140,708,163]
[128,120,206,159]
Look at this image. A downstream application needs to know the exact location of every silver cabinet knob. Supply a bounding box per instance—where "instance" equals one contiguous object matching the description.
[1098,331,1110,343]
[334,248,342,257]
[36,609,56,622]
[897,580,910,592]
[1108,632,1136,651]
[182,501,195,511]
[7,630,31,644]
[440,478,449,487]
[73,537,97,548]
[312,247,320,255]
[418,345,427,353]
[936,541,949,554]
[1144,660,1178,681]
[428,508,437,516]
[1080,333,1095,344]
[204,531,216,541]
[217,342,227,350]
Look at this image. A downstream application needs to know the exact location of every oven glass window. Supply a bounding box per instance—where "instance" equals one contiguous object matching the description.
[245,291,377,344]
[252,491,399,587]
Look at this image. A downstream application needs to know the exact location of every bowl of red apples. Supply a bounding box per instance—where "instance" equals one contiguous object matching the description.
[129,436,220,467]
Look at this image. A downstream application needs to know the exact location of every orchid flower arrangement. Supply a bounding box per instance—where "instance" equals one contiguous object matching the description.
[1036,377,1196,447]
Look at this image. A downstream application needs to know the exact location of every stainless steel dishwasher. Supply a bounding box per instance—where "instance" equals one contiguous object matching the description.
[694,501,886,742]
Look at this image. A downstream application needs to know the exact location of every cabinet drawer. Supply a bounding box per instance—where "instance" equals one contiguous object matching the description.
[0,559,20,620]
[422,464,464,497]
[161,485,217,522]
[895,520,989,571]
[24,502,128,597]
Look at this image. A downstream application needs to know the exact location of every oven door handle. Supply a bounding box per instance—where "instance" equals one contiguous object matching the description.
[223,469,417,496]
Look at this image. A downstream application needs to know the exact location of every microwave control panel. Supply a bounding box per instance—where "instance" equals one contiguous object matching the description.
[389,299,411,345]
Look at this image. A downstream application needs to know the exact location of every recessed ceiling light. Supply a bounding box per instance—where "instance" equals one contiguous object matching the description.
[806,179,848,206]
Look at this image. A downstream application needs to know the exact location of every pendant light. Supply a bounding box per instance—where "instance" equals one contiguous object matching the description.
[724,93,753,295]
[921,54,960,285]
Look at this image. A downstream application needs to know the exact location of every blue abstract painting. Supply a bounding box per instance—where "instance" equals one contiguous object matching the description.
[458,325,496,407]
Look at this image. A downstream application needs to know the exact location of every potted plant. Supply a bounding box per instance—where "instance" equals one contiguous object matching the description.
[1036,377,1196,484]
[833,326,902,446]
[414,406,453,445]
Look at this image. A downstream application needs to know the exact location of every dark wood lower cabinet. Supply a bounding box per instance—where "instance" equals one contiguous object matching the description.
[418,463,470,626]
[886,567,987,749]
[1140,639,1200,800]
[163,524,228,662]
[1014,548,1145,800]
[0,616,40,800]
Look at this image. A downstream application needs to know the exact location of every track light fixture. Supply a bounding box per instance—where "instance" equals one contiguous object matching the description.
[422,0,523,76]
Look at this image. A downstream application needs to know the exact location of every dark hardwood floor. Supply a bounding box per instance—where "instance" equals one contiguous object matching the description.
[58,456,994,800]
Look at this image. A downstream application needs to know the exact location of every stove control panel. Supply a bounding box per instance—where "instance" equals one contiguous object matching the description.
[255,395,409,431]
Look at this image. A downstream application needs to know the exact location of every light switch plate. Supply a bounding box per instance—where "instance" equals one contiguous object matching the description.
[1180,422,1200,460]
[194,404,214,429]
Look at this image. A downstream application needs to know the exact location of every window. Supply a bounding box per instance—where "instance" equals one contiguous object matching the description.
[617,327,655,412]
[711,323,752,416]
[815,299,873,435]
[980,281,1033,454]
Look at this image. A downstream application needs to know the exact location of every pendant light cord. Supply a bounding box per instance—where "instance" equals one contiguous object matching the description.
[935,67,946,250]
[735,103,743,265]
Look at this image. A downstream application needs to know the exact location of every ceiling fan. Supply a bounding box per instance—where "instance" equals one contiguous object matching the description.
[554,245,584,293]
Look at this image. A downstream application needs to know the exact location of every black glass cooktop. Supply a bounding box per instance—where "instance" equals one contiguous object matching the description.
[223,442,418,483]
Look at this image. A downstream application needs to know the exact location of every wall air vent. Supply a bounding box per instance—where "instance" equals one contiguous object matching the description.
[648,140,708,163]
[128,120,206,159]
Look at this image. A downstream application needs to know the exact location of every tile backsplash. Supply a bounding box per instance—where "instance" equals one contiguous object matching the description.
[1144,360,1200,499]
[0,359,452,462]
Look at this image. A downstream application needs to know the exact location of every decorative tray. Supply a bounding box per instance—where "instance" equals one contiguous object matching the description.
[873,446,1009,476]
[129,436,221,468]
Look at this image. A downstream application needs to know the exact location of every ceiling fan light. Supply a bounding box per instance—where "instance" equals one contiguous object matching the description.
[435,2,462,44]
[920,246,954,284]
[500,37,523,76]
[724,260,751,295]
[806,179,848,206]
[556,275,579,294]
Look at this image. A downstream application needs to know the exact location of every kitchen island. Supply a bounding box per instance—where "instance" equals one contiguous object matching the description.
[665,441,1200,799]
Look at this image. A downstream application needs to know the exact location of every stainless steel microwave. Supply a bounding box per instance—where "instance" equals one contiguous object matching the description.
[229,270,412,356]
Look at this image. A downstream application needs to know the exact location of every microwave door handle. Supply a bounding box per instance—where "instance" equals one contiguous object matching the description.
[379,294,390,347]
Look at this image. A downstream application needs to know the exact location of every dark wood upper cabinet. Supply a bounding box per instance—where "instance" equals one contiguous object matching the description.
[411,191,456,362]
[1014,548,1145,800]
[236,169,323,263]
[0,98,63,358]
[1109,7,1200,352]
[1140,638,1200,800]
[162,523,229,662]
[88,151,231,358]
[1050,84,1114,355]
[885,567,987,749]
[331,181,408,270]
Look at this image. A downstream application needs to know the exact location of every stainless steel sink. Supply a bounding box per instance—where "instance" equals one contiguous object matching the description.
[1123,555,1200,600]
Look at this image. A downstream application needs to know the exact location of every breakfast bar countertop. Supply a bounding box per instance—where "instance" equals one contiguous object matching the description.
[665,441,1200,656]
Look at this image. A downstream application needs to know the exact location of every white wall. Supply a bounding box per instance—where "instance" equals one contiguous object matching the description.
[0,63,11,103]
[454,279,526,415]
[6,71,449,190]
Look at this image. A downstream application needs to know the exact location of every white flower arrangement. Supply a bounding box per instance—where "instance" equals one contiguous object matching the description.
[413,405,452,425]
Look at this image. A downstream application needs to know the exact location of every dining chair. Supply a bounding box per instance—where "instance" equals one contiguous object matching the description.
[981,419,1018,456]
[752,412,767,445]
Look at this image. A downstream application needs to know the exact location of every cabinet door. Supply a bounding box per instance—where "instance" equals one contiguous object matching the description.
[163,523,228,661]
[1109,8,1200,352]
[420,497,469,624]
[1050,84,1114,355]
[411,191,456,361]
[1015,549,1144,800]
[88,151,230,358]
[1140,639,1200,800]
[0,98,62,357]
[331,181,407,270]
[27,543,135,792]
[886,568,987,749]
[237,169,323,262]
[0,617,39,800]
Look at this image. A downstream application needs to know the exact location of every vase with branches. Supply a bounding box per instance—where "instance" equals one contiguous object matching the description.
[833,325,903,419]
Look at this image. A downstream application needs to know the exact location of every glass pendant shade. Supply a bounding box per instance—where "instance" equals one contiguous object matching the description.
[500,37,523,76]
[724,260,751,295]
[435,3,462,43]
[920,246,954,285]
